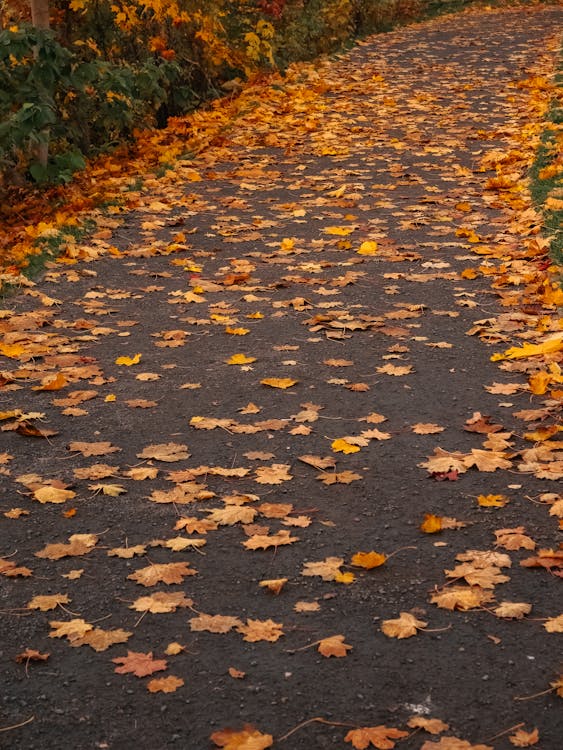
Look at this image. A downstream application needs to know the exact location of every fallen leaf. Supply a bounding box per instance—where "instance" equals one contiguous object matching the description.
[137,442,190,462]
[129,592,193,614]
[113,651,168,677]
[127,562,196,586]
[210,725,273,749]
[244,531,298,550]
[115,353,142,365]
[72,627,132,651]
[35,533,98,560]
[332,438,361,454]
[543,615,563,633]
[381,612,428,639]
[477,494,509,507]
[345,725,408,749]
[15,648,50,664]
[508,728,539,747]
[318,634,352,657]
[493,602,532,619]
[351,551,387,569]
[27,593,70,611]
[407,716,449,733]
[302,557,344,581]
[189,614,243,633]
[147,675,184,693]
[260,377,298,389]
[68,441,120,457]
[259,578,288,594]
[227,354,256,365]
[236,618,284,642]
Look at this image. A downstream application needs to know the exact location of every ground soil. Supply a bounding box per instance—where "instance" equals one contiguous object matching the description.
[1,5,563,749]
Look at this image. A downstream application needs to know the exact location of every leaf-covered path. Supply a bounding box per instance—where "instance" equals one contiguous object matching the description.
[2,5,563,749]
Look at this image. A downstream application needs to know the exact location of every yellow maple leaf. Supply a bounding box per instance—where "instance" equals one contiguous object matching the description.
[226,354,256,365]
[33,486,76,504]
[491,337,563,361]
[331,438,360,454]
[357,241,378,255]
[225,326,250,335]
[351,551,387,569]
[32,372,68,391]
[420,514,443,533]
[325,226,354,235]
[261,377,298,389]
[115,353,142,366]
[334,571,356,584]
[478,494,508,507]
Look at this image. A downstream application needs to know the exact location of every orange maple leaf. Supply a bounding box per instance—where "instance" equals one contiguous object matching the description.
[344,725,408,749]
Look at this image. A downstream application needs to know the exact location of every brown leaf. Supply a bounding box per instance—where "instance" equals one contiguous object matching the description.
[35,533,98,560]
[27,593,70,611]
[543,614,563,632]
[68,441,120,456]
[72,627,132,651]
[381,612,428,639]
[147,675,184,693]
[254,464,292,484]
[259,578,288,594]
[420,740,492,750]
[318,634,352,657]
[493,601,532,620]
[236,618,284,642]
[136,442,190,462]
[15,648,50,663]
[128,562,196,586]
[0,557,32,577]
[302,557,344,581]
[130,592,193,614]
[407,716,449,733]
[113,650,168,677]
[317,470,362,484]
[189,614,243,633]
[509,728,539,747]
[207,505,257,526]
[294,601,320,613]
[345,725,408,749]
[376,364,413,376]
[49,618,93,642]
[351,551,387,569]
[243,530,298,550]
[430,586,494,611]
[108,544,147,558]
[211,724,273,749]
[228,667,246,679]
[412,423,445,434]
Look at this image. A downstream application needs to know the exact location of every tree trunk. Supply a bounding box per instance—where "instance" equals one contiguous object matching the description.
[29,0,50,168]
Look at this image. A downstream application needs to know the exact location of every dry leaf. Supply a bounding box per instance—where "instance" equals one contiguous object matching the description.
[493,601,532,619]
[35,533,98,560]
[259,578,288,594]
[236,618,284,642]
[430,586,494,611]
[318,634,352,657]
[407,716,449,733]
[254,464,292,484]
[211,725,273,750]
[351,551,387,569]
[136,442,190,462]
[113,651,168,677]
[543,615,563,633]
[261,377,298,389]
[147,675,184,693]
[189,614,243,633]
[127,562,196,586]
[509,728,539,747]
[130,592,193,614]
[33,486,76,504]
[68,441,120,457]
[15,648,50,664]
[228,667,246,679]
[345,725,408,749]
[302,557,344,581]
[331,438,361,454]
[72,627,132,651]
[115,353,142,365]
[243,530,298,550]
[381,612,428,639]
[27,593,70,611]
